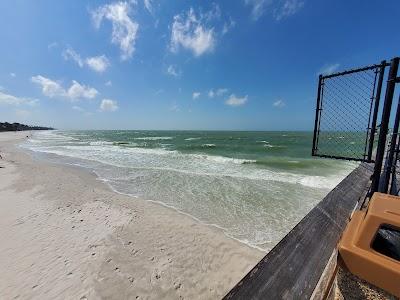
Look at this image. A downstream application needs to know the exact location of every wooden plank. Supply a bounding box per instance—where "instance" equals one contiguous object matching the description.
[224,163,373,300]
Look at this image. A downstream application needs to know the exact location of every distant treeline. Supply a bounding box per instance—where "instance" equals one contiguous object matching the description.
[0,122,54,132]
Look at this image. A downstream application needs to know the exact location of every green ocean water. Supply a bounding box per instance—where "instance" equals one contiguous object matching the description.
[23,130,357,250]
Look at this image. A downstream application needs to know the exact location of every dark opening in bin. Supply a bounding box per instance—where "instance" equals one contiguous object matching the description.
[371,224,400,261]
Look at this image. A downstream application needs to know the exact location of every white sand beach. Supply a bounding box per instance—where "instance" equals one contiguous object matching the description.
[0,131,263,299]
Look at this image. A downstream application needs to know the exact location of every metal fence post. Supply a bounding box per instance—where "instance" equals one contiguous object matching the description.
[312,75,323,156]
[382,94,400,193]
[372,57,400,193]
[367,60,386,161]
[390,116,400,194]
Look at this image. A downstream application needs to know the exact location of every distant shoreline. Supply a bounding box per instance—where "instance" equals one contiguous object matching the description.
[0,122,53,132]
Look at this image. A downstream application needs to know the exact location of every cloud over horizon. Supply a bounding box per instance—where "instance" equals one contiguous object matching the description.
[63,47,110,73]
[225,94,248,106]
[31,75,98,101]
[100,99,119,112]
[0,91,39,106]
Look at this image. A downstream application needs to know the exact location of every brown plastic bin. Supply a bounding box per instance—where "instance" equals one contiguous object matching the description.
[339,192,400,297]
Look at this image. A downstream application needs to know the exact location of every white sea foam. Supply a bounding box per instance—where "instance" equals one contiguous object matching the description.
[184,137,201,141]
[201,143,216,148]
[134,136,174,140]
[188,153,256,165]
[23,140,350,190]
[263,144,284,148]
[89,141,114,146]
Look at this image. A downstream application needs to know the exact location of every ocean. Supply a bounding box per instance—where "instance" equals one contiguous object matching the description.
[21,130,357,251]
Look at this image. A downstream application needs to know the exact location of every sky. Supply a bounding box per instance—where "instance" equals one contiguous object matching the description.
[0,0,399,130]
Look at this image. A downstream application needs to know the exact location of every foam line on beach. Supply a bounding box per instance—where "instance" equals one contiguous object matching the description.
[21,143,349,190]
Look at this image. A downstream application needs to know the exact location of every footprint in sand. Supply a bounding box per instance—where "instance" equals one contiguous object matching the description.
[174,282,182,290]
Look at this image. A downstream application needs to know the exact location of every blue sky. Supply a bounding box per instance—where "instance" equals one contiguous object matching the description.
[0,0,399,130]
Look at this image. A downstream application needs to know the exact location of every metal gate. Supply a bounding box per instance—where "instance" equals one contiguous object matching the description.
[312,57,400,195]
[312,61,387,162]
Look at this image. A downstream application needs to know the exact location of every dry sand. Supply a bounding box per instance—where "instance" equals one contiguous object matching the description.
[0,131,263,300]
[335,267,397,300]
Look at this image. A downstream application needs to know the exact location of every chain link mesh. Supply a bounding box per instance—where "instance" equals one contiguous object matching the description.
[313,66,381,161]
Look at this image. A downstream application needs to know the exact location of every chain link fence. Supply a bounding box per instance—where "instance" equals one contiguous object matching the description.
[312,64,385,162]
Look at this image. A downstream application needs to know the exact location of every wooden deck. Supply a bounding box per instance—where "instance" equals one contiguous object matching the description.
[224,163,374,300]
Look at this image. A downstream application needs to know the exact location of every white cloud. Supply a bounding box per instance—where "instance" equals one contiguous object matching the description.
[274,0,304,21]
[167,65,181,77]
[216,88,228,96]
[245,0,269,21]
[222,18,236,35]
[318,63,340,75]
[86,55,110,73]
[245,0,303,21]
[10,72,16,78]
[100,99,119,112]
[169,102,180,112]
[48,42,58,50]
[273,99,285,108]
[67,81,98,100]
[31,75,65,98]
[192,92,201,99]
[170,8,216,57]
[204,3,222,21]
[208,88,228,98]
[63,47,110,73]
[31,75,99,101]
[63,47,84,67]
[105,80,112,87]
[92,2,139,60]
[144,0,153,14]
[0,91,39,106]
[225,94,248,107]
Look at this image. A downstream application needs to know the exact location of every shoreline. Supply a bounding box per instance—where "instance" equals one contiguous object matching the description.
[0,131,263,299]
[21,138,268,253]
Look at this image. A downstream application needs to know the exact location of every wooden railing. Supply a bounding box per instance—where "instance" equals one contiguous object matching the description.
[224,163,373,300]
